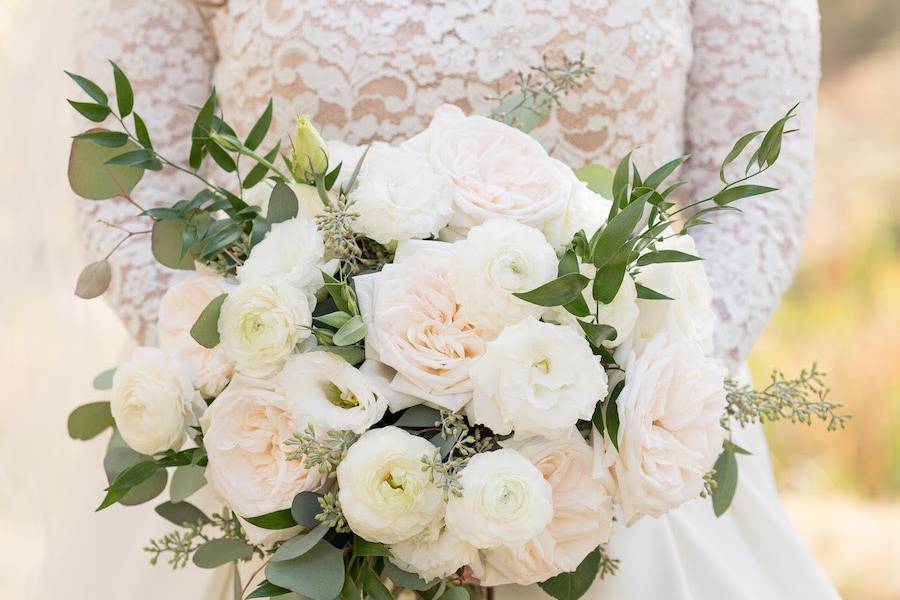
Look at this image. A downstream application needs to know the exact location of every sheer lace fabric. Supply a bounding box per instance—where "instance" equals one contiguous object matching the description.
[73,0,819,370]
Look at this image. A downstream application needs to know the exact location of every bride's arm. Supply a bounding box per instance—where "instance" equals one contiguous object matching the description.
[73,0,217,344]
[683,0,821,370]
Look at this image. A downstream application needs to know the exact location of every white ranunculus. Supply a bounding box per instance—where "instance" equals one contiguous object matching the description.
[355,240,493,412]
[218,280,312,379]
[157,274,236,397]
[201,375,326,517]
[337,427,444,544]
[273,351,387,434]
[445,449,553,549]
[243,180,334,219]
[474,436,615,586]
[544,269,639,350]
[626,234,714,355]
[389,524,478,582]
[110,347,200,455]
[448,219,557,332]
[607,331,726,524]
[403,104,574,237]
[468,317,608,439]
[346,142,454,246]
[541,175,612,250]
[237,216,328,297]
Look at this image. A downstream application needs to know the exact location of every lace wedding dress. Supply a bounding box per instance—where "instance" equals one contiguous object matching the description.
[57,0,839,598]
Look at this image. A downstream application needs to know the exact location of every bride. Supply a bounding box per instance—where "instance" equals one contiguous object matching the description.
[54,0,839,598]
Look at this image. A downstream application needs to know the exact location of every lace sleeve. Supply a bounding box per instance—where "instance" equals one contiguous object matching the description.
[683,0,821,369]
[73,0,217,344]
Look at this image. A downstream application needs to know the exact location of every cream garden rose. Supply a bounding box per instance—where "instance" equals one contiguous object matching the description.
[337,427,444,544]
[218,280,312,379]
[607,331,726,524]
[541,176,612,251]
[468,317,608,439]
[475,436,615,586]
[448,219,557,332]
[237,216,328,297]
[445,449,553,549]
[201,375,326,517]
[355,240,492,412]
[110,347,200,456]
[273,351,386,434]
[346,142,453,247]
[389,524,478,582]
[157,274,235,397]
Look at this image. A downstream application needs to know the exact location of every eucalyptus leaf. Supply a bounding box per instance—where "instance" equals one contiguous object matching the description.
[291,492,324,528]
[93,367,116,390]
[68,131,144,200]
[538,548,602,600]
[193,538,254,569]
[491,91,550,132]
[118,468,167,507]
[267,181,300,224]
[438,587,469,600]
[152,219,196,270]
[247,581,293,598]
[67,401,113,440]
[170,464,207,503]
[314,311,352,329]
[191,293,227,349]
[154,500,210,527]
[574,164,614,200]
[711,447,739,517]
[393,405,441,429]
[271,523,330,562]
[266,539,346,600]
[74,260,112,299]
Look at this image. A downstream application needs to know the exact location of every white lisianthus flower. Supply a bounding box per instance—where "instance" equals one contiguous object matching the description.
[607,331,726,524]
[237,216,328,297]
[218,280,312,379]
[468,317,608,439]
[541,176,612,250]
[355,240,493,412]
[346,142,453,246]
[157,274,236,397]
[110,347,200,455]
[337,427,444,544]
[389,524,478,582]
[273,351,387,434]
[243,180,334,219]
[474,436,615,586]
[544,269,639,350]
[403,104,574,237]
[445,449,553,549]
[448,219,557,331]
[201,375,326,517]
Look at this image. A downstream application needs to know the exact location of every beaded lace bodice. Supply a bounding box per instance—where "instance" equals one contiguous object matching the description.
[73,0,820,369]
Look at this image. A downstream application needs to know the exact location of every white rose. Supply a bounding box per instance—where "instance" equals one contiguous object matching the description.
[544,269,639,350]
[218,280,312,379]
[626,234,714,355]
[468,317,608,439]
[346,142,453,246]
[445,449,553,549]
[389,525,478,582]
[237,216,328,297]
[157,274,236,397]
[541,175,611,250]
[474,436,615,586]
[355,240,492,412]
[326,140,367,190]
[607,331,726,524]
[403,104,573,237]
[273,351,387,434]
[337,427,444,544]
[243,180,333,219]
[110,347,200,455]
[448,219,557,331]
[201,375,326,517]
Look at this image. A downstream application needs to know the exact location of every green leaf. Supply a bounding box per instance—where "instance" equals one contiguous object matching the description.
[189,88,217,169]
[74,260,112,299]
[591,260,628,305]
[155,500,210,527]
[170,464,207,503]
[713,184,777,206]
[591,193,647,269]
[245,99,273,151]
[314,311,352,329]
[491,91,551,132]
[248,581,293,598]
[513,273,589,307]
[266,539,346,600]
[605,381,623,452]
[110,61,134,117]
[353,536,391,558]
[291,492,324,528]
[119,468,168,507]
[341,571,361,600]
[67,401,114,440]
[723,439,753,456]
[243,143,281,189]
[93,367,116,390]
[190,293,227,349]
[152,219,196,270]
[322,272,357,315]
[68,131,145,200]
[245,509,298,530]
[332,315,366,346]
[205,139,237,172]
[383,562,432,591]
[97,460,161,510]
[578,322,617,347]
[68,100,111,123]
[557,248,580,277]
[361,564,393,600]
[711,447,739,517]
[438,588,469,600]
[324,162,342,191]
[65,71,108,105]
[73,130,129,148]
[574,164,614,200]
[719,131,763,183]
[393,405,441,429]
[643,156,687,191]
[634,283,672,301]
[538,547,602,600]
[611,150,633,212]
[193,538,255,569]
[271,523,330,562]
[133,112,153,149]
[267,181,300,224]
[310,345,365,366]
[635,249,702,267]
[105,148,163,171]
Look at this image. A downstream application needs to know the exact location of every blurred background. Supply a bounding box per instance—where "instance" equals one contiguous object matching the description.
[0,1,898,598]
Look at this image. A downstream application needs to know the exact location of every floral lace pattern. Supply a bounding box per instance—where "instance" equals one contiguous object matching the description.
[73,0,819,369]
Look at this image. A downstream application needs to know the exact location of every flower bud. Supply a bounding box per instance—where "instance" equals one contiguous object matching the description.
[292,115,329,181]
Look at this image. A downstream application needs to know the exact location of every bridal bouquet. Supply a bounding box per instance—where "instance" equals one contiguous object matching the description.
[65,61,847,600]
